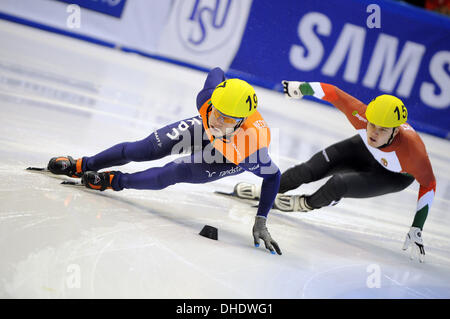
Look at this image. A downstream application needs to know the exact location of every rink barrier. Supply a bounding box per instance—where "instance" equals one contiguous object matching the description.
[1,1,449,140]
[0,10,276,95]
[0,11,116,49]
[0,11,215,79]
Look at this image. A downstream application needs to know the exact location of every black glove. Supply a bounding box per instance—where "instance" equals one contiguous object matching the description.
[252,216,282,255]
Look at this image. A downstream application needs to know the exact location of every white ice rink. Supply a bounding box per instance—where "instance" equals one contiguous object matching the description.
[1,20,450,299]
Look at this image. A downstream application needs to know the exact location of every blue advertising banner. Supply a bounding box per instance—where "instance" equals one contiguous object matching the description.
[229,0,450,138]
[55,0,127,18]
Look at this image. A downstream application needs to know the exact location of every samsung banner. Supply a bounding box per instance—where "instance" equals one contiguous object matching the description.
[230,0,450,138]
[0,0,449,138]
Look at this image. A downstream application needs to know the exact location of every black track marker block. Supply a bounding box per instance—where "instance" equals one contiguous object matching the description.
[199,225,218,240]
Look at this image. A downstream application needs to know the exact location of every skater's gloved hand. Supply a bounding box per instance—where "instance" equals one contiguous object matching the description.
[282,81,304,99]
[402,227,425,263]
[252,216,282,255]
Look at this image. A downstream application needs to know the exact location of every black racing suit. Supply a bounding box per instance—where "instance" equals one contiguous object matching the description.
[279,134,415,208]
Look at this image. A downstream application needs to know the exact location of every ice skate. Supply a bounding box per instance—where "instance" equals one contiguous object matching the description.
[81,171,117,191]
[274,194,313,212]
[47,156,83,178]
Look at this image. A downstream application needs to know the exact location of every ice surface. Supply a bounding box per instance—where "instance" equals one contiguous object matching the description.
[1,20,449,298]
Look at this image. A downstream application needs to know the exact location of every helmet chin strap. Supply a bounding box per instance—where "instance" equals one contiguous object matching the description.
[378,127,397,149]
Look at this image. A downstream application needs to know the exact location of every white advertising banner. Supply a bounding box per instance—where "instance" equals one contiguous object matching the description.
[0,0,172,53]
[0,0,252,70]
[156,0,253,70]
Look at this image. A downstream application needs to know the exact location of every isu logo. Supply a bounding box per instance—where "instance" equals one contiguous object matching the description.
[381,158,388,167]
[176,0,240,52]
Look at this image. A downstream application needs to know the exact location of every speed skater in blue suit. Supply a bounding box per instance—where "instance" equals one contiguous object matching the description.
[47,67,282,255]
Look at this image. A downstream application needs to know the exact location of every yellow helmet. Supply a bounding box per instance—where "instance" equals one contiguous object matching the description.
[211,79,258,118]
[366,95,408,127]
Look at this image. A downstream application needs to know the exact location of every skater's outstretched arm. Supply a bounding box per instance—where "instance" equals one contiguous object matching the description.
[282,80,368,130]
[401,136,436,231]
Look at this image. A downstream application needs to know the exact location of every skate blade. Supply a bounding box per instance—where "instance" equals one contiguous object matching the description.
[214,191,259,206]
[214,190,237,198]
[61,180,84,187]
[26,167,49,173]
[214,190,259,200]
[26,167,81,184]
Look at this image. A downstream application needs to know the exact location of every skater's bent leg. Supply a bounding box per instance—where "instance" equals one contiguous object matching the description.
[279,152,325,193]
[279,135,373,194]
[83,135,160,172]
[279,147,351,193]
[112,160,193,190]
[82,116,204,172]
[306,171,415,209]
[111,153,243,191]
[304,174,348,208]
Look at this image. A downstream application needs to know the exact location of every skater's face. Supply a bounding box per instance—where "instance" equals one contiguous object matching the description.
[208,107,242,137]
[366,122,399,147]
